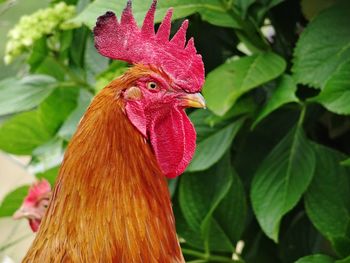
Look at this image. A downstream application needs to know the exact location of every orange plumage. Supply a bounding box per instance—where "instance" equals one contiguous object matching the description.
[23,66,184,262]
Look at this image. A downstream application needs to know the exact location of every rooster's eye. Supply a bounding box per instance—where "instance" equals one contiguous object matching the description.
[147,82,158,90]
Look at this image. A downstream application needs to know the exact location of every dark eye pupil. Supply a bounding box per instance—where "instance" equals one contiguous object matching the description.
[150,83,156,89]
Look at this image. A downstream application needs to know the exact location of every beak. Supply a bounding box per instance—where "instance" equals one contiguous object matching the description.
[13,206,37,220]
[13,206,29,220]
[180,92,206,109]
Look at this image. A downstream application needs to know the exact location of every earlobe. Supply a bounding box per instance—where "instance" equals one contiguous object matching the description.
[124,86,142,100]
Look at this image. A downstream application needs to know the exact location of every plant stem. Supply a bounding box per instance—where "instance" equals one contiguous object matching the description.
[182,248,245,263]
[297,105,307,127]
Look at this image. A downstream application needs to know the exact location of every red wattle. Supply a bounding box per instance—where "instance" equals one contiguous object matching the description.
[148,107,196,178]
[29,219,41,232]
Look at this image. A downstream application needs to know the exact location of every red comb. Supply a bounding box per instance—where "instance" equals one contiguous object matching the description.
[93,0,205,93]
[25,179,51,205]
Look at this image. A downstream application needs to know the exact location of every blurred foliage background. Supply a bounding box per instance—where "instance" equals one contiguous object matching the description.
[1,0,350,262]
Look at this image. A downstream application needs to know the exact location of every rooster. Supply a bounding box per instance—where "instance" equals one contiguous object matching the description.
[23,0,205,262]
[13,179,51,232]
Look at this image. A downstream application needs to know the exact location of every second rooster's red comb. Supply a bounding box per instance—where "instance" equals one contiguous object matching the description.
[93,0,204,93]
[24,179,51,205]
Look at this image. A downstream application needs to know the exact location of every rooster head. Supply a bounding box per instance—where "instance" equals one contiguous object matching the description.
[13,179,51,232]
[93,0,205,178]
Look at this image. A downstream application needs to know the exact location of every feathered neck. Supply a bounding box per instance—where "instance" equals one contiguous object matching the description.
[23,77,184,262]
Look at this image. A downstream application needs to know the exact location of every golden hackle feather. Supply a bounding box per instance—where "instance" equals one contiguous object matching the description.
[23,65,184,263]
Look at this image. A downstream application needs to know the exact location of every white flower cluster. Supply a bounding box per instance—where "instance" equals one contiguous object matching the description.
[4,2,76,64]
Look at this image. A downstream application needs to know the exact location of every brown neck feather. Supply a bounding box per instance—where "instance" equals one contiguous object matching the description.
[23,73,184,263]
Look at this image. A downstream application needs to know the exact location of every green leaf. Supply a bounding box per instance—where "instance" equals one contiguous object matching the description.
[70,27,89,68]
[312,61,350,115]
[253,75,299,128]
[0,186,29,217]
[341,158,350,166]
[301,0,337,20]
[179,154,246,252]
[201,218,235,252]
[0,111,52,154]
[235,0,256,17]
[58,89,92,140]
[28,37,49,71]
[179,156,234,252]
[235,108,300,186]
[69,0,240,29]
[251,125,316,242]
[174,198,206,250]
[187,117,244,172]
[85,35,109,85]
[214,167,247,243]
[34,57,66,81]
[0,87,78,155]
[296,255,335,263]
[180,158,232,231]
[292,2,350,88]
[36,166,60,186]
[205,96,257,127]
[60,30,74,53]
[30,138,64,173]
[0,75,56,116]
[336,256,350,263]
[304,144,350,256]
[38,87,79,134]
[203,52,286,116]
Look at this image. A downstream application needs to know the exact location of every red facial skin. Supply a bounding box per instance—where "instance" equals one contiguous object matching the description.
[93,0,206,178]
[123,71,205,178]
[13,180,51,232]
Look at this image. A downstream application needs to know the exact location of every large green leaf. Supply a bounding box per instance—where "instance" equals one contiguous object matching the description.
[187,117,244,172]
[180,155,240,252]
[58,89,92,140]
[0,87,78,155]
[203,52,286,116]
[0,186,29,217]
[312,61,350,115]
[180,158,232,231]
[174,198,206,250]
[0,111,52,155]
[253,75,299,128]
[292,2,350,88]
[69,0,240,29]
[180,154,246,252]
[251,125,316,242]
[214,167,247,244]
[37,86,79,134]
[295,255,335,263]
[0,75,56,116]
[304,144,350,256]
